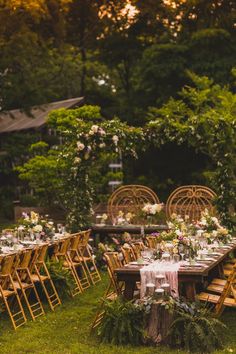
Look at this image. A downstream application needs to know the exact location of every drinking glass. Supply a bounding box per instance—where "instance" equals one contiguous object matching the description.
[179,244,185,261]
[173,254,180,263]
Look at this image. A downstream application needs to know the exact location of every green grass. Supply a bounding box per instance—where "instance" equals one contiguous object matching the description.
[0,275,235,354]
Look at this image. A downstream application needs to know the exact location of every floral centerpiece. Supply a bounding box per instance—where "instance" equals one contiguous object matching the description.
[195,209,231,244]
[17,211,55,240]
[159,214,197,258]
[141,203,164,225]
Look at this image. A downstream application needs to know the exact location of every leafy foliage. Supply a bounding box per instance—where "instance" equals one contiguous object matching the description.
[168,298,226,353]
[46,258,74,298]
[97,297,145,345]
[147,73,236,229]
[17,105,143,230]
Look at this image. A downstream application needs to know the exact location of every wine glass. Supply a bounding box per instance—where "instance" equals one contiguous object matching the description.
[57,224,62,234]
[179,244,185,262]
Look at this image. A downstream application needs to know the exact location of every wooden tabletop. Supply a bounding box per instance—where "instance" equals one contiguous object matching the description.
[91,224,169,234]
[115,243,236,300]
[115,243,236,277]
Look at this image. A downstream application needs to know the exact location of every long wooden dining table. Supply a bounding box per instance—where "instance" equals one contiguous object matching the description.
[91,224,169,245]
[115,243,236,301]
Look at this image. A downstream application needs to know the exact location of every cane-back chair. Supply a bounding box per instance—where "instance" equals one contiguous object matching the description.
[51,236,83,297]
[0,254,27,329]
[31,244,61,310]
[13,249,45,320]
[198,264,236,316]
[108,185,160,224]
[77,230,101,285]
[166,185,216,222]
[69,233,91,290]
[91,252,123,330]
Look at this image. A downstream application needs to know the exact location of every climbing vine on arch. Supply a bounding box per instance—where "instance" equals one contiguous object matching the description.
[145,73,236,228]
[17,74,236,230]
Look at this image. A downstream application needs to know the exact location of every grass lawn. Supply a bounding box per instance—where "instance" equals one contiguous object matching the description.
[0,274,235,354]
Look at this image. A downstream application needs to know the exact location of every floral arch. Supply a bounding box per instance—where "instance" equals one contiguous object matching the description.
[18,76,236,231]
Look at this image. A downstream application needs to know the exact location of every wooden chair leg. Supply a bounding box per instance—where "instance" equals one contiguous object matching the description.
[34,263,61,311]
[65,254,83,297]
[0,276,27,330]
[15,269,45,320]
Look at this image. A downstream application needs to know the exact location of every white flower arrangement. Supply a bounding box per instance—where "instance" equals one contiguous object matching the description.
[142,203,163,215]
[33,224,43,233]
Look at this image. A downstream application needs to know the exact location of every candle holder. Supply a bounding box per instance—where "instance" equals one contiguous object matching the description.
[146,283,155,297]
[161,283,170,296]
[155,274,165,288]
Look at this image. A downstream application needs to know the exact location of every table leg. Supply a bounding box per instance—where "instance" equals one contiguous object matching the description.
[185,282,196,301]
[123,280,136,300]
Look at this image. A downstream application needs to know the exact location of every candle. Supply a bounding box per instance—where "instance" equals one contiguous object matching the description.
[146,283,155,296]
[154,288,164,300]
[161,283,170,295]
[155,274,165,288]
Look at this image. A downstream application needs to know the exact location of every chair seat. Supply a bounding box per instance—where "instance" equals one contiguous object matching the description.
[0,289,15,297]
[207,284,224,293]
[74,256,92,262]
[106,292,118,301]
[224,269,232,277]
[31,274,48,282]
[224,264,233,270]
[12,281,31,289]
[198,292,236,307]
[212,278,227,286]
[63,261,80,268]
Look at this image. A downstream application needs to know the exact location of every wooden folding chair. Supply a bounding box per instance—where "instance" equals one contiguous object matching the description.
[91,252,123,330]
[13,249,45,320]
[223,257,236,276]
[198,264,236,316]
[77,230,101,285]
[121,245,136,264]
[68,233,91,291]
[51,237,83,297]
[146,235,158,249]
[31,244,61,310]
[131,241,145,259]
[0,254,27,329]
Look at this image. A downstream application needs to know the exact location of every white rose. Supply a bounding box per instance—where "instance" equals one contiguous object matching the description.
[212,230,218,237]
[99,128,106,136]
[18,225,25,231]
[99,143,106,148]
[112,135,119,145]
[90,125,99,134]
[33,225,43,233]
[154,203,163,213]
[74,157,81,164]
[77,142,85,151]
